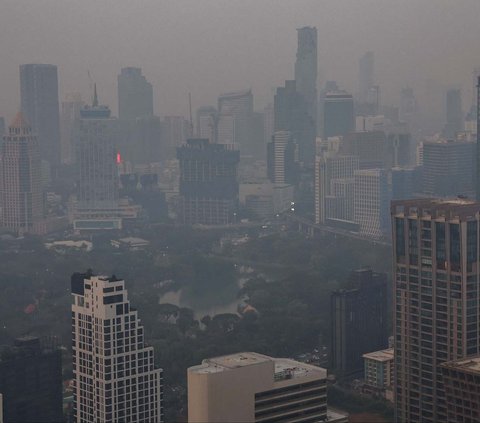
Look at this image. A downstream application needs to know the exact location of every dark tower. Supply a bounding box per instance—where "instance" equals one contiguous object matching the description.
[476,76,480,200]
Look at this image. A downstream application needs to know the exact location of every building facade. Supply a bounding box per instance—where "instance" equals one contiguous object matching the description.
[363,348,394,393]
[0,113,43,234]
[196,106,217,143]
[60,93,84,165]
[422,139,475,198]
[118,67,153,121]
[392,199,480,423]
[71,271,163,423]
[331,268,388,377]
[354,168,390,239]
[20,64,61,166]
[0,337,63,423]
[267,130,297,185]
[177,138,240,225]
[188,352,333,423]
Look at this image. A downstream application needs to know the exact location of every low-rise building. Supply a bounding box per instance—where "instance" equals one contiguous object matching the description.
[188,351,347,423]
[441,356,480,423]
[363,348,394,401]
[111,237,150,251]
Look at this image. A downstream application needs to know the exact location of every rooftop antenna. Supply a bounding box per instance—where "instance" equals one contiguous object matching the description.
[87,70,94,104]
[188,92,194,137]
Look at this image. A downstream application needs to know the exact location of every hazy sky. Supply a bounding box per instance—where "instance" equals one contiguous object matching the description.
[1,0,480,122]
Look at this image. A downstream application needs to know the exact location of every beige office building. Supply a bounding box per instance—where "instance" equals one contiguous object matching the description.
[188,352,346,423]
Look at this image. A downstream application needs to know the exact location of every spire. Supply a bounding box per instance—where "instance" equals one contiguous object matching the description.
[93,83,98,107]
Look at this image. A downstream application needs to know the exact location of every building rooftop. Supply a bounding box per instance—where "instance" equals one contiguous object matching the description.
[391,198,480,219]
[441,356,480,375]
[189,352,327,380]
[363,348,394,362]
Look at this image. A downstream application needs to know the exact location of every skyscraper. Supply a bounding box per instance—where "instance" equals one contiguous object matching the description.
[422,139,475,198]
[163,115,191,158]
[188,352,343,423]
[71,271,163,423]
[118,67,153,121]
[0,337,63,423]
[354,168,390,239]
[323,92,354,139]
[0,113,43,235]
[314,150,358,224]
[267,130,297,185]
[20,64,60,166]
[331,268,388,377]
[177,138,239,225]
[196,106,217,143]
[358,52,374,105]
[274,80,315,165]
[443,88,463,139]
[217,89,253,154]
[295,27,317,130]
[392,199,480,423]
[60,93,84,165]
[73,88,121,231]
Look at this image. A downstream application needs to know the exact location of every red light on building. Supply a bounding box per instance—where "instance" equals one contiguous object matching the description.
[116,152,122,164]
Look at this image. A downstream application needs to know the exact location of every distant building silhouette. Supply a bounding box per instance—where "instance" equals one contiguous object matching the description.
[0,336,63,423]
[196,106,217,143]
[295,27,317,131]
[443,88,463,139]
[358,52,374,105]
[60,93,84,165]
[217,89,253,154]
[177,138,239,225]
[0,113,44,235]
[274,80,315,165]
[323,92,354,139]
[118,67,153,121]
[20,64,60,166]
[330,268,388,377]
[267,130,297,185]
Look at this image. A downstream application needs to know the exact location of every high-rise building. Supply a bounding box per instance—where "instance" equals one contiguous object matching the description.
[443,88,463,139]
[217,89,253,154]
[323,92,354,139]
[354,168,390,238]
[391,199,480,423]
[20,64,60,166]
[118,67,153,121]
[0,336,63,423]
[177,138,240,225]
[399,87,417,129]
[188,352,347,423]
[274,80,315,165]
[196,106,217,143]
[295,27,317,130]
[314,150,358,224]
[71,271,163,423]
[60,93,84,165]
[163,115,191,158]
[441,356,480,422]
[267,130,297,185]
[422,139,475,198]
[358,52,374,105]
[331,268,388,377]
[0,113,44,235]
[130,116,163,164]
[73,88,121,231]
[391,167,420,200]
[0,117,5,136]
[341,131,387,169]
[263,103,274,147]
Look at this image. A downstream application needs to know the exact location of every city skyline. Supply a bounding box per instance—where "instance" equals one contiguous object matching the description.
[1,1,480,121]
